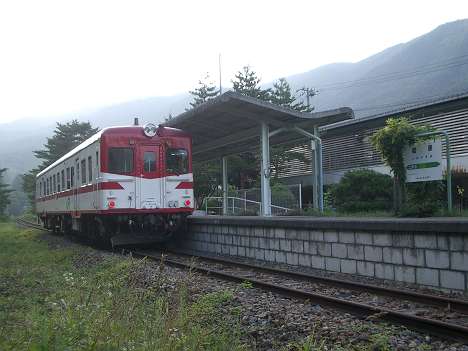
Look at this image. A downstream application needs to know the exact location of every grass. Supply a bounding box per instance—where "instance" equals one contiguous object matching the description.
[0,222,246,350]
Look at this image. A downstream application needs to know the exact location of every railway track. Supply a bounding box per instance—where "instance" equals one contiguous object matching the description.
[132,249,468,343]
[15,217,48,231]
[16,218,468,343]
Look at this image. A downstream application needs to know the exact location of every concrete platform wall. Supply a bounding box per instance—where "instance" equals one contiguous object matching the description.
[180,216,468,293]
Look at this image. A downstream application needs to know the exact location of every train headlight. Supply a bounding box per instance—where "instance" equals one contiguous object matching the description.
[143,123,157,137]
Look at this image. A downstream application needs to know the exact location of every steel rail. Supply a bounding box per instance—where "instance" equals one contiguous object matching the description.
[132,250,468,343]
[15,218,49,231]
[165,249,468,314]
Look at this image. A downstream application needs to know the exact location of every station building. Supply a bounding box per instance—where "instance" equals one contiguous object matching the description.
[280,92,468,188]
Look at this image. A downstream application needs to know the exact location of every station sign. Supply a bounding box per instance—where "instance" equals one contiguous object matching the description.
[403,138,443,183]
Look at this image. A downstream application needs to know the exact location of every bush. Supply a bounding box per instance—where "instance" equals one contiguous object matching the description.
[329,169,393,213]
[401,180,445,217]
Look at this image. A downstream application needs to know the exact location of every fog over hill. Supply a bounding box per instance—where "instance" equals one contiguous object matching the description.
[1,19,468,180]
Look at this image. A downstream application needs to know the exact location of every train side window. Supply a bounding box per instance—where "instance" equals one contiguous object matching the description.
[39,181,42,197]
[71,167,74,188]
[88,156,92,183]
[144,151,156,172]
[81,159,86,184]
[166,148,188,175]
[61,170,65,190]
[57,172,61,192]
[46,178,49,195]
[108,148,133,174]
[53,174,56,193]
[66,168,70,189]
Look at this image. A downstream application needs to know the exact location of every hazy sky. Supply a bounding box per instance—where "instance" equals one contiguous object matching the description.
[0,0,467,123]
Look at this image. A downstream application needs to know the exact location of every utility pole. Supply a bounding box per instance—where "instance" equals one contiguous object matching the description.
[296,87,318,109]
[296,86,319,208]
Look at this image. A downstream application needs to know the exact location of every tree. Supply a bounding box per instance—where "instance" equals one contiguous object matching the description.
[21,169,39,211]
[268,78,312,181]
[7,174,28,216]
[232,66,270,100]
[269,145,309,180]
[33,120,100,169]
[0,168,13,218]
[193,160,221,209]
[370,117,432,212]
[270,78,313,112]
[23,120,100,209]
[188,73,219,109]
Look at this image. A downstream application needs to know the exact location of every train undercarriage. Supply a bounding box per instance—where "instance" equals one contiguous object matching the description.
[41,213,187,248]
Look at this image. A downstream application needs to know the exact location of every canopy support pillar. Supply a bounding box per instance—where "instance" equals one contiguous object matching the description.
[260,122,272,216]
[222,156,228,215]
[312,126,320,210]
[269,125,324,212]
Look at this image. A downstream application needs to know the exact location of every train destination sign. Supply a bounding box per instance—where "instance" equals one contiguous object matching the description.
[403,138,443,183]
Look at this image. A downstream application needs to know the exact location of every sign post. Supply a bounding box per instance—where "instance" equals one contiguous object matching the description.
[403,131,452,212]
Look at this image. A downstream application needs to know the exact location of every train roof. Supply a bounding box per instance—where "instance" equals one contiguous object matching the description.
[36,125,187,178]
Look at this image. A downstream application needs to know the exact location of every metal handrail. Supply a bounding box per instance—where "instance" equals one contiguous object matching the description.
[204,196,292,214]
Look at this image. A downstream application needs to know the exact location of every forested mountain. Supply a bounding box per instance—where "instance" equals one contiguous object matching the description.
[1,19,468,181]
[286,19,468,117]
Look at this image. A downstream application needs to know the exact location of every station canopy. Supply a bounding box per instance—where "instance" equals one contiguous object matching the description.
[164,91,354,162]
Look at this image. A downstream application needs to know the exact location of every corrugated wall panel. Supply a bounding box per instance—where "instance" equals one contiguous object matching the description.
[278,107,468,179]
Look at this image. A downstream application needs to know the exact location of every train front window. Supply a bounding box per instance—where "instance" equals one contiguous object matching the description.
[108,148,133,174]
[166,148,188,175]
[144,151,156,172]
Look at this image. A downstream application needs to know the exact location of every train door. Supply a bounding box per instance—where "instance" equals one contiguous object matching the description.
[137,145,163,209]
[93,150,99,209]
[73,161,78,216]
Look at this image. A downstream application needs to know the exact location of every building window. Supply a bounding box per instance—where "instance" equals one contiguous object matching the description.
[88,156,93,183]
[166,148,188,175]
[81,159,86,184]
[144,151,156,172]
[108,148,134,174]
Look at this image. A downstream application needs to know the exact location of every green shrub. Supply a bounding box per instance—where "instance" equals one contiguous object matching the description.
[330,169,393,213]
[401,180,445,217]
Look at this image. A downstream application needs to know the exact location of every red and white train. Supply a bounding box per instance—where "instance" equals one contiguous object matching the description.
[36,122,194,246]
